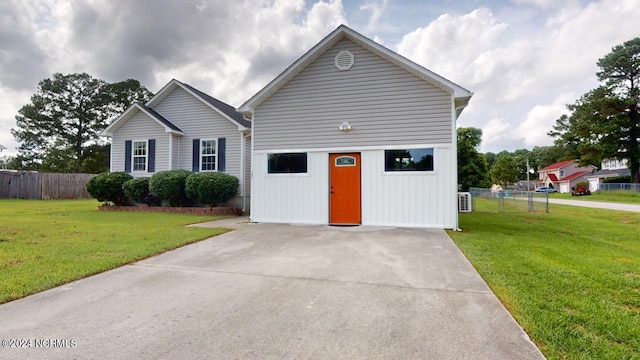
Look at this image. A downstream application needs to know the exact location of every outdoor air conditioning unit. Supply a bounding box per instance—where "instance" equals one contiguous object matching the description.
[458,192,472,213]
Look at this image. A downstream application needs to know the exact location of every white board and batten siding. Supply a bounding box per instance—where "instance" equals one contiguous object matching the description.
[111,112,171,176]
[251,147,457,228]
[361,148,456,228]
[153,87,244,181]
[251,152,328,224]
[250,38,459,228]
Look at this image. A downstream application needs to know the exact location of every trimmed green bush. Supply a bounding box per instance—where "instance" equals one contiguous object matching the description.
[186,172,239,207]
[604,176,631,183]
[123,177,160,206]
[149,170,192,207]
[86,172,132,206]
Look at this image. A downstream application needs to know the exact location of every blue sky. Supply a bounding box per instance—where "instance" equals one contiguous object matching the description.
[0,0,637,158]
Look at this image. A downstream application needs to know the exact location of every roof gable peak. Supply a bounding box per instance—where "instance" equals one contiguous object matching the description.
[146,79,250,130]
[238,24,472,117]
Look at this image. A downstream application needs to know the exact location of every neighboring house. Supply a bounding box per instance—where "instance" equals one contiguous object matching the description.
[102,79,252,211]
[586,158,630,191]
[238,25,472,229]
[535,160,596,193]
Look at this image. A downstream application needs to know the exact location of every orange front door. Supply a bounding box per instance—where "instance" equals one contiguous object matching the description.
[329,153,361,224]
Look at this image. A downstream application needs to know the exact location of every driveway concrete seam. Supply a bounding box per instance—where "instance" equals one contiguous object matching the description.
[131,263,493,296]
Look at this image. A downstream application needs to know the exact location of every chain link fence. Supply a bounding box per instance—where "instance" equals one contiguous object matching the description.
[599,183,640,192]
[469,187,550,213]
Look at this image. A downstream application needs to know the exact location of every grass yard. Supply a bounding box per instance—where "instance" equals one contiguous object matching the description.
[0,199,229,304]
[555,190,640,204]
[448,199,640,359]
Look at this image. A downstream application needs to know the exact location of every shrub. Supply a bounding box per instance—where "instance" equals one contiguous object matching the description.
[86,172,132,206]
[149,170,192,207]
[123,177,160,206]
[186,172,239,207]
[604,176,631,184]
[574,181,589,189]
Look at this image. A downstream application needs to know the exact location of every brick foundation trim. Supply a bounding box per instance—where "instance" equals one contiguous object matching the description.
[98,205,242,216]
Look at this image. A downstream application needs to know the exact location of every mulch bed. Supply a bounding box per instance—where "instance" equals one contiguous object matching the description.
[99,205,242,216]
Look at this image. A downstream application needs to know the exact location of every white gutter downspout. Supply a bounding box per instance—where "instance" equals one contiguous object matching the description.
[452,96,461,231]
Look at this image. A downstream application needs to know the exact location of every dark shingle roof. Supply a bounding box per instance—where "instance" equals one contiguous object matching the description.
[139,103,183,132]
[590,168,630,177]
[178,81,251,128]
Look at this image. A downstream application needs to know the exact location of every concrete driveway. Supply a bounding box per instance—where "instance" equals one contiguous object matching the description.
[0,218,544,359]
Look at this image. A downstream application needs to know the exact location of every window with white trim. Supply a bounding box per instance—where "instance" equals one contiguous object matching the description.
[132,141,147,171]
[201,139,217,171]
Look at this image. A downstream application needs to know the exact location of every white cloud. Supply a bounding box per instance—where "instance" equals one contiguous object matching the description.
[2,0,640,159]
[396,0,640,153]
[0,0,347,156]
[482,118,514,148]
[359,0,388,32]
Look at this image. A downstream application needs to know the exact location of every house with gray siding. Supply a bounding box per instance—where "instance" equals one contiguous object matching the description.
[239,25,472,229]
[102,79,251,211]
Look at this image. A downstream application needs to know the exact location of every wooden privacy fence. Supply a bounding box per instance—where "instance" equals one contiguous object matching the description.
[0,171,96,200]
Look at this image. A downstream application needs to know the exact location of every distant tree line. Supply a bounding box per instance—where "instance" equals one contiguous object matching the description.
[457,127,573,191]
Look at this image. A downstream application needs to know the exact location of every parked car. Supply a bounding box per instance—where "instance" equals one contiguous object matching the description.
[535,187,558,193]
[571,183,591,196]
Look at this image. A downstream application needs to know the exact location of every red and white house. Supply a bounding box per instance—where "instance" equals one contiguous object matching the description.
[535,160,596,193]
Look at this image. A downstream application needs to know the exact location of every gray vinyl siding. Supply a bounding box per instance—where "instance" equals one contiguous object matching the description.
[170,134,180,169]
[244,135,251,196]
[154,87,243,180]
[254,38,453,151]
[111,112,170,176]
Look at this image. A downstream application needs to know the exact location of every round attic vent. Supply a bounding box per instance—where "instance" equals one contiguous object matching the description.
[335,50,354,70]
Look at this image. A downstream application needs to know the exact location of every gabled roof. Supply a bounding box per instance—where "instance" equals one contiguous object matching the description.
[102,103,184,137]
[587,168,630,177]
[540,160,575,171]
[559,171,590,182]
[147,79,250,130]
[238,24,473,118]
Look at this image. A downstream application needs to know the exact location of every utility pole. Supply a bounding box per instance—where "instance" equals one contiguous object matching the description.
[526,159,531,192]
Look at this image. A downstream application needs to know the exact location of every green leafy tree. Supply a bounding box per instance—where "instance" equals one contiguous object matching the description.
[484,152,497,170]
[549,38,640,182]
[512,148,531,180]
[529,146,565,172]
[11,73,153,173]
[457,127,490,190]
[490,155,519,189]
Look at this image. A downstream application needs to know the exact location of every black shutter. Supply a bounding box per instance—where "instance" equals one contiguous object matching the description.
[124,140,132,173]
[148,139,155,172]
[192,139,200,172]
[218,138,226,172]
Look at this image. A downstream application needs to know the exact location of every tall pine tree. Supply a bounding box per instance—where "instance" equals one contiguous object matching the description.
[11,73,153,172]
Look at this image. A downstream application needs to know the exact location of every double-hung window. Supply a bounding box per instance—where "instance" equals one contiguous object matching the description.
[132,140,147,171]
[201,139,217,171]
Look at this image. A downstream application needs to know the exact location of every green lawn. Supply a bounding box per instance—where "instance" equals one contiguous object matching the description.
[555,190,640,204]
[0,199,229,304]
[448,199,640,359]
